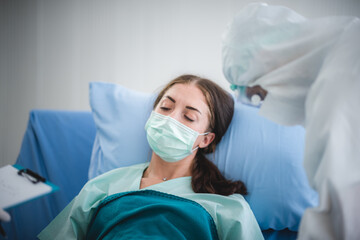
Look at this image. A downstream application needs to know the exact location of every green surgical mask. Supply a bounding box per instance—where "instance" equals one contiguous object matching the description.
[145,111,209,163]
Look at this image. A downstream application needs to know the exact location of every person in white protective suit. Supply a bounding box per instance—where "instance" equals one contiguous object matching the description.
[222,3,360,240]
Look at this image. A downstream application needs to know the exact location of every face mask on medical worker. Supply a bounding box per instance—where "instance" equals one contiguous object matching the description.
[145,111,210,163]
[231,85,268,107]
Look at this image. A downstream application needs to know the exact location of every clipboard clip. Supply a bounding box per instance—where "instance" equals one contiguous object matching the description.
[17,168,46,184]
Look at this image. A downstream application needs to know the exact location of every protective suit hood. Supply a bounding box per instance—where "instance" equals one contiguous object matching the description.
[222,3,356,126]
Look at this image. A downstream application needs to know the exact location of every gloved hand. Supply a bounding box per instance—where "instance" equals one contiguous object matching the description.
[0,209,10,222]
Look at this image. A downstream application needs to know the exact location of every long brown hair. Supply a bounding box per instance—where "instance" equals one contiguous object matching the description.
[153,74,247,196]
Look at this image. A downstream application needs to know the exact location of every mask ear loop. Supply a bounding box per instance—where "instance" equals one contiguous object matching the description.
[191,132,211,151]
[200,132,210,136]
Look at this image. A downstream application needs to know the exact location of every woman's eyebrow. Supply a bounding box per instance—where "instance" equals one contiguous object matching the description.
[165,95,201,114]
[166,95,176,103]
[186,106,202,115]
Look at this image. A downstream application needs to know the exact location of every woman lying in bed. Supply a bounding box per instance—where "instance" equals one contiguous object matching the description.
[38,74,263,240]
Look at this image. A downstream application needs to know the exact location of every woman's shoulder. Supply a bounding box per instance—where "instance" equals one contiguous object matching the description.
[89,162,148,181]
[222,194,258,220]
[203,193,250,210]
[182,193,253,221]
[183,193,263,239]
[83,162,149,190]
[107,162,149,174]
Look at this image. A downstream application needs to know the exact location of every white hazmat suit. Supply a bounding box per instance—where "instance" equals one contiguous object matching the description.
[222,3,360,239]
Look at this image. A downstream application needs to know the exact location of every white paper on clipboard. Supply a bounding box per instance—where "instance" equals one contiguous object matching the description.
[0,165,57,209]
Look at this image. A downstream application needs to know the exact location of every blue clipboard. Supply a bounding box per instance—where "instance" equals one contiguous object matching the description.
[0,164,59,210]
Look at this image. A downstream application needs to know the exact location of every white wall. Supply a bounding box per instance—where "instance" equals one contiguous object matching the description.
[1,0,359,167]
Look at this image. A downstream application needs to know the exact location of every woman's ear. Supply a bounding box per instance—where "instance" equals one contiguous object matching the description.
[199,133,215,148]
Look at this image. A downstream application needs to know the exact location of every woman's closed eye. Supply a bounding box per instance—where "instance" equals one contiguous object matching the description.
[160,107,171,111]
[184,115,194,122]
[159,106,194,122]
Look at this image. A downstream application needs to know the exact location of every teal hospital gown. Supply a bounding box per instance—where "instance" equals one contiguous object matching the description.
[38,163,264,240]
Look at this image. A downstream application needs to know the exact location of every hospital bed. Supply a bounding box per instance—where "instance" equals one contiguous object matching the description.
[1,83,318,240]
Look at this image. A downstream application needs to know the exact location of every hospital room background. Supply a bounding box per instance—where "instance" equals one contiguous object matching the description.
[0,0,360,239]
[1,0,359,169]
[0,1,360,239]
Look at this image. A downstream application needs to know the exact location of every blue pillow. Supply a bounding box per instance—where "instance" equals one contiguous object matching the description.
[88,82,318,231]
[88,82,155,178]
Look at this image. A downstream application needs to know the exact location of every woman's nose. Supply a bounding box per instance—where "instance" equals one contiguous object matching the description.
[168,110,182,122]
